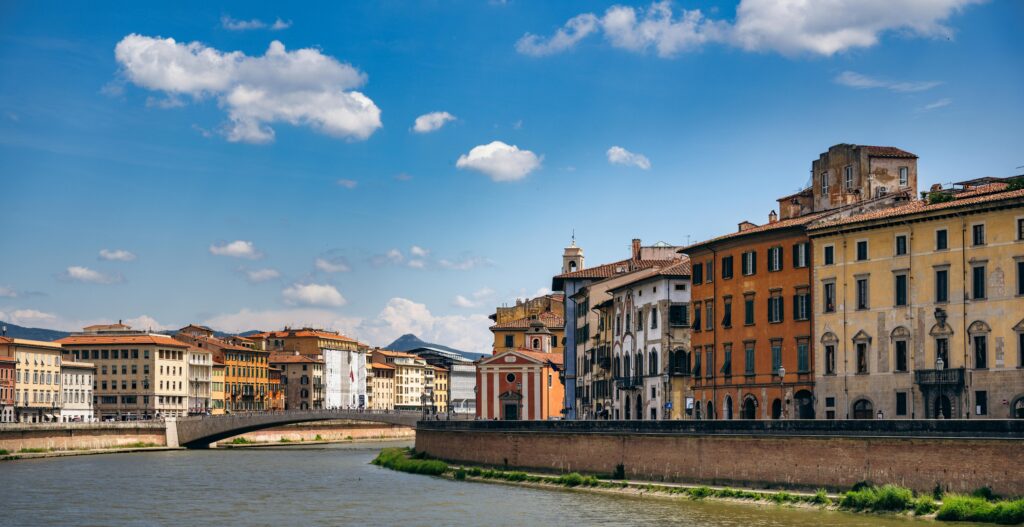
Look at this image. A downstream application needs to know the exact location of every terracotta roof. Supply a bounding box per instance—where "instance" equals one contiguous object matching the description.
[682,210,831,253]
[810,184,1024,231]
[371,361,395,370]
[57,334,188,347]
[82,323,131,331]
[373,349,419,359]
[861,145,917,158]
[515,349,564,365]
[176,334,254,352]
[553,258,677,281]
[269,352,322,364]
[489,311,564,330]
[432,365,448,372]
[250,329,357,342]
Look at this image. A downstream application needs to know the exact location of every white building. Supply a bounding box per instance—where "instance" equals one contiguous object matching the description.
[324,348,367,409]
[60,361,95,422]
[187,347,212,414]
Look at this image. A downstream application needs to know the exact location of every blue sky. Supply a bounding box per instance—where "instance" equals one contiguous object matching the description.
[1,1,1021,352]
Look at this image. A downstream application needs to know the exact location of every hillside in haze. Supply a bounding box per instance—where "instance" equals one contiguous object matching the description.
[0,321,69,342]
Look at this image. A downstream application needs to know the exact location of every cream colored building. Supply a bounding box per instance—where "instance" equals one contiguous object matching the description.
[3,338,63,423]
[373,349,428,411]
[369,361,395,410]
[60,361,95,422]
[58,325,190,419]
[432,366,449,414]
[187,347,213,414]
[809,178,1024,419]
[211,360,226,414]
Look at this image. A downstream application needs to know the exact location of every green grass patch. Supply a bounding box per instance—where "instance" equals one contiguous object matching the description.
[913,496,938,516]
[279,438,292,443]
[229,437,251,445]
[936,495,1024,525]
[371,448,448,476]
[314,434,323,441]
[552,472,599,487]
[114,441,158,449]
[0,449,9,456]
[839,484,913,512]
[17,447,49,453]
[688,486,713,499]
[810,489,831,506]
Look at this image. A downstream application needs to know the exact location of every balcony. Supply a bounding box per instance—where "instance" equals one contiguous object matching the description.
[614,376,642,389]
[914,367,965,386]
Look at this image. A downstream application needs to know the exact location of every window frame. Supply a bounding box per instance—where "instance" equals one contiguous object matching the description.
[936,228,949,251]
[894,233,908,256]
[844,165,853,191]
[971,223,986,246]
[823,244,835,266]
[898,166,908,187]
[856,240,869,261]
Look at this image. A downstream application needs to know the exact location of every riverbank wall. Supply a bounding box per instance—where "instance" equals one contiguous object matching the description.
[215,420,414,445]
[415,420,1024,497]
[0,422,168,452]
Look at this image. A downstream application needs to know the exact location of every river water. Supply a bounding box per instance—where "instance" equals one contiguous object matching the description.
[0,440,977,526]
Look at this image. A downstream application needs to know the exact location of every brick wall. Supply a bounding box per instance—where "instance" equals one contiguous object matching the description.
[0,423,167,452]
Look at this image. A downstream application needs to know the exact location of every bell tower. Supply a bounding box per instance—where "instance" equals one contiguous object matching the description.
[562,234,584,274]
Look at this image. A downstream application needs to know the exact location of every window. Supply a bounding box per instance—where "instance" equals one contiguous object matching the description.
[823,245,834,265]
[650,308,658,329]
[972,265,986,300]
[856,342,868,373]
[744,295,755,325]
[976,390,988,416]
[797,340,809,373]
[636,311,643,331]
[793,242,809,268]
[974,335,988,369]
[1017,260,1024,296]
[936,268,949,303]
[793,290,810,321]
[824,282,836,313]
[706,260,714,283]
[895,340,908,372]
[767,246,783,272]
[844,165,853,190]
[693,263,703,284]
[821,171,829,194]
[741,251,756,275]
[692,302,701,331]
[721,256,734,279]
[856,240,868,261]
[896,392,907,416]
[771,342,782,374]
[899,166,908,187]
[936,229,948,250]
[669,304,689,326]
[705,349,713,378]
[767,294,784,323]
[895,273,908,306]
[744,343,755,375]
[551,335,558,348]
[972,224,985,246]
[825,345,836,375]
[722,297,732,328]
[705,302,713,331]
[856,277,869,310]
[722,345,732,377]
[693,351,701,378]
[895,235,907,256]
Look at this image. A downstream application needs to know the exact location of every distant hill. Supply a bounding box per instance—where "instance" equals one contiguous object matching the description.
[385,333,488,361]
[0,321,69,342]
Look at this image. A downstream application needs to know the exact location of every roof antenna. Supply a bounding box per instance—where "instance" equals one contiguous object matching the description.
[571,229,575,246]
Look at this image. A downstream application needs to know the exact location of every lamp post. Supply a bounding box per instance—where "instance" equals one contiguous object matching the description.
[936,357,945,419]
[778,366,786,420]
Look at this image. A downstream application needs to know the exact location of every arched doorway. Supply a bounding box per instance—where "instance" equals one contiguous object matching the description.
[1014,398,1024,418]
[707,401,715,420]
[771,399,782,419]
[742,396,758,419]
[694,401,702,420]
[795,390,815,420]
[935,396,952,419]
[625,395,631,420]
[853,399,874,419]
[635,396,643,421]
[724,395,734,420]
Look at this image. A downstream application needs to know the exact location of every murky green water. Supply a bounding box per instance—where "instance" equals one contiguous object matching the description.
[0,441,981,526]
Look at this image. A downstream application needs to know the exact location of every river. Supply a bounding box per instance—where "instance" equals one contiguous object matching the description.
[0,440,977,526]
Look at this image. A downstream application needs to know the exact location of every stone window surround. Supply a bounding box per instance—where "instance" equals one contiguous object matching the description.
[822,243,835,266]
[893,232,910,257]
[821,278,837,313]
[935,226,950,251]
[892,267,910,307]
[933,263,951,304]
[854,273,870,310]
[970,221,986,246]
[855,238,869,261]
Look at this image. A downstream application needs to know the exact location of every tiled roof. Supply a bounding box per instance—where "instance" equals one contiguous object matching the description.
[682,211,831,253]
[811,184,1024,230]
[861,145,917,158]
[489,311,564,330]
[57,334,188,347]
[371,361,395,370]
[553,258,677,281]
[515,349,564,365]
[177,334,253,352]
[269,352,322,364]
[250,329,357,342]
[373,349,419,359]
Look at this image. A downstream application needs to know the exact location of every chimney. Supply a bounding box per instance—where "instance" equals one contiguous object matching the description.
[631,238,641,260]
[768,210,778,224]
[738,221,758,232]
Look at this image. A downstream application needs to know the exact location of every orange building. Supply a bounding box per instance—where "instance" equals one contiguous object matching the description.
[175,325,270,412]
[476,348,564,420]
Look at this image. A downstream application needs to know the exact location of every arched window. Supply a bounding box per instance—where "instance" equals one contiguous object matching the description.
[532,338,540,349]
[300,389,309,398]
[707,401,715,420]
[649,349,658,375]
[634,353,643,377]
[771,399,783,419]
[852,399,873,419]
[724,395,733,420]
[969,320,991,369]
[300,375,309,385]
[742,395,758,419]
[625,395,631,420]
[569,261,577,272]
[794,390,814,419]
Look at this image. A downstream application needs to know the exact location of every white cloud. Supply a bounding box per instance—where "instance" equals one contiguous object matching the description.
[922,98,953,111]
[99,249,137,261]
[0,309,56,326]
[61,266,122,284]
[606,146,651,169]
[516,13,599,56]
[0,309,170,332]
[412,111,456,133]
[834,71,942,92]
[406,259,426,269]
[451,287,496,308]
[210,240,262,259]
[0,286,17,298]
[121,315,172,331]
[202,307,361,335]
[456,141,542,182]
[410,245,429,257]
[282,283,346,307]
[438,256,492,271]
[222,16,292,31]
[315,257,351,273]
[336,178,358,189]
[114,35,381,143]
[245,268,281,283]
[518,0,981,57]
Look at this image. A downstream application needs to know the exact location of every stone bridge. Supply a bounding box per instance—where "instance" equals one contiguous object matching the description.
[171,409,454,448]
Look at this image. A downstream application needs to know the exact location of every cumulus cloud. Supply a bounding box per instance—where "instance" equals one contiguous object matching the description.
[114,35,381,143]
[412,111,456,133]
[221,15,292,31]
[282,283,346,307]
[60,266,122,284]
[456,141,542,182]
[517,0,981,57]
[606,146,651,169]
[834,71,942,92]
[210,240,262,259]
[516,13,599,56]
[451,287,496,309]
[336,178,358,189]
[315,257,351,273]
[121,314,172,331]
[0,309,170,332]
[410,245,429,258]
[98,249,136,261]
[244,268,281,283]
[203,307,362,335]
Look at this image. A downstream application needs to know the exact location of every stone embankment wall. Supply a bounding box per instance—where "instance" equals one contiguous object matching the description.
[218,420,413,444]
[0,423,167,452]
[416,420,1024,496]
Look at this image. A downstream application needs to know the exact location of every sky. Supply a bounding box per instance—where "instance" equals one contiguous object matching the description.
[1,1,1022,352]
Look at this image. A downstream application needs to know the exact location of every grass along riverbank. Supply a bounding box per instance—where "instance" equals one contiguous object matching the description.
[371,448,1024,524]
[0,442,171,461]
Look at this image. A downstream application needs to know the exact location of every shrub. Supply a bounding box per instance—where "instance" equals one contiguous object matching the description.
[18,447,49,453]
[1007,176,1024,191]
[770,491,795,504]
[937,495,1024,525]
[840,484,913,512]
[972,486,999,502]
[230,437,251,445]
[371,448,448,476]
[279,438,292,443]
[467,467,482,477]
[314,434,323,441]
[927,191,954,205]
[453,469,467,481]
[811,489,831,506]
[0,449,8,456]
[555,473,585,487]
[504,471,528,482]
[613,463,626,480]
[933,484,944,501]
[689,486,713,499]
[913,496,938,516]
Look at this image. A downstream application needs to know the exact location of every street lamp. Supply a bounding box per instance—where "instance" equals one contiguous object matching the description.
[936,357,945,419]
[777,366,786,420]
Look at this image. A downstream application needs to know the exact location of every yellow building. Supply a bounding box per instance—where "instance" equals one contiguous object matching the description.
[211,359,226,415]
[175,326,271,411]
[809,178,1024,419]
[432,366,449,414]
[2,338,63,422]
[369,361,395,410]
[373,349,428,411]
[490,293,565,354]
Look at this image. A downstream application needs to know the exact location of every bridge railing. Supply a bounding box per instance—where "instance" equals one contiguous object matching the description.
[173,408,471,422]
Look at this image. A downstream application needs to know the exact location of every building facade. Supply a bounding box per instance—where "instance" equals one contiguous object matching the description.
[175,326,271,412]
[254,329,367,409]
[476,348,564,420]
[5,338,63,422]
[809,178,1024,419]
[187,347,212,415]
[373,349,428,411]
[59,361,95,422]
[271,351,324,410]
[369,360,395,410]
[211,359,226,415]
[0,345,15,423]
[490,294,565,355]
[432,366,449,414]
